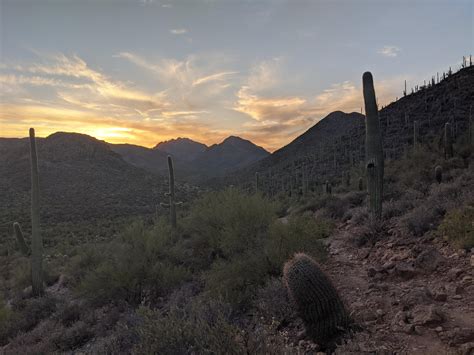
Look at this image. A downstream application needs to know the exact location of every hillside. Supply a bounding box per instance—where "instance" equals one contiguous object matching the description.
[109,143,170,174]
[0,132,192,238]
[237,66,474,195]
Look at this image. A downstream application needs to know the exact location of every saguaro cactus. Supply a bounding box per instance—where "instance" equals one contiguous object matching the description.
[160,156,181,228]
[283,253,350,344]
[435,165,443,184]
[358,177,364,191]
[363,72,384,219]
[444,123,453,159]
[413,120,419,150]
[29,128,44,296]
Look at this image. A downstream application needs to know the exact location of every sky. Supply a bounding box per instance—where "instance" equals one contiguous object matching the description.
[0,0,472,151]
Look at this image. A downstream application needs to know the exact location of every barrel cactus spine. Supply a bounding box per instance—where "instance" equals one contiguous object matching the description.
[283,253,350,344]
[363,72,384,220]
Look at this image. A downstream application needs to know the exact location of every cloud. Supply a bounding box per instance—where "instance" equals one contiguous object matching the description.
[378,45,401,57]
[192,71,238,86]
[170,28,188,35]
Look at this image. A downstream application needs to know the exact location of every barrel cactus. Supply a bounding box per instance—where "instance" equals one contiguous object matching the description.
[283,253,350,344]
[363,72,384,219]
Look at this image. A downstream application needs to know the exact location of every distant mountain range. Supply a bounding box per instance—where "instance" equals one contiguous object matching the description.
[0,132,269,232]
[110,135,269,181]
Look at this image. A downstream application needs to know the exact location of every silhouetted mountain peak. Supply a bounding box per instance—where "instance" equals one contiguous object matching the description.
[154,137,207,161]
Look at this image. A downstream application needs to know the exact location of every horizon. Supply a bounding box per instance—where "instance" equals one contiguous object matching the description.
[1,0,472,152]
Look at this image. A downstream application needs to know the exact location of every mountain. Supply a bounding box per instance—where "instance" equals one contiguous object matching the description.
[0,132,191,235]
[154,137,207,162]
[192,136,270,177]
[110,143,169,174]
[235,65,474,193]
[109,136,269,182]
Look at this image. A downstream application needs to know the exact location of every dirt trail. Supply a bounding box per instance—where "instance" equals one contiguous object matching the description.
[321,222,474,354]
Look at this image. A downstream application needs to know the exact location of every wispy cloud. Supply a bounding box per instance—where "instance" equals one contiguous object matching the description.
[170,28,188,35]
[378,45,401,57]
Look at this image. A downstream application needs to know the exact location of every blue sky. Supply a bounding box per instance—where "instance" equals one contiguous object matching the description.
[1,0,472,150]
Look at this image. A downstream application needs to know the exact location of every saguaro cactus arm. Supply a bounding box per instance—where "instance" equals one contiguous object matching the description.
[13,222,31,256]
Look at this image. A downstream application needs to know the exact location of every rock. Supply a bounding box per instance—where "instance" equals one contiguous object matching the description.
[431,286,448,302]
[460,342,474,355]
[367,267,377,278]
[435,326,443,332]
[462,275,473,284]
[453,294,462,300]
[470,255,474,267]
[402,287,433,307]
[451,328,474,346]
[413,305,445,327]
[393,262,417,280]
[447,268,463,280]
[415,248,443,272]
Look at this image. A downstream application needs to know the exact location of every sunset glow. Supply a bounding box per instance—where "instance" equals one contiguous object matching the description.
[1,0,471,151]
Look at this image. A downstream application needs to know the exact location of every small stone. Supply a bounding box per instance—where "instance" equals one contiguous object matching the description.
[447,268,463,280]
[394,262,417,280]
[462,275,473,284]
[413,305,445,327]
[367,267,377,278]
[376,309,386,317]
[470,255,474,267]
[415,248,443,272]
[436,326,443,332]
[453,294,462,300]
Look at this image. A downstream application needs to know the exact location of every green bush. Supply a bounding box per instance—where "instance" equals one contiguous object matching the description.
[135,299,243,354]
[184,188,277,261]
[78,219,190,305]
[204,251,271,306]
[265,216,330,273]
[438,206,474,249]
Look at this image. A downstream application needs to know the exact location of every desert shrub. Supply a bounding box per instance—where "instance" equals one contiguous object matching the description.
[1,295,58,345]
[253,278,294,324]
[134,298,243,354]
[385,147,437,194]
[0,297,14,345]
[51,320,94,350]
[203,251,270,306]
[265,216,330,273]
[66,244,105,286]
[398,172,473,237]
[183,188,277,265]
[438,206,474,249]
[78,219,190,305]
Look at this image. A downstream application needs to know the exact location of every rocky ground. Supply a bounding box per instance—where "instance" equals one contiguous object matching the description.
[319,221,474,354]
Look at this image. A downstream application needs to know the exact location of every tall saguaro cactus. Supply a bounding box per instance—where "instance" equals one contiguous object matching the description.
[444,123,453,159]
[29,128,44,296]
[413,120,419,150]
[161,156,181,228]
[363,72,384,219]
